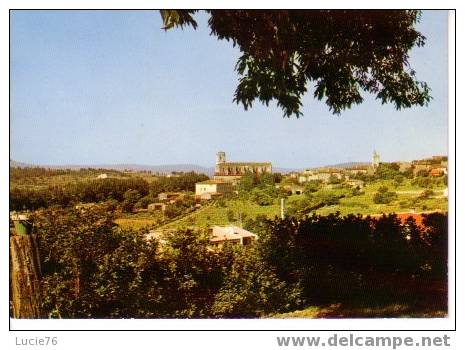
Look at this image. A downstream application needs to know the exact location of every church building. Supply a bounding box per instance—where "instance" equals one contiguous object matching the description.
[213,151,272,183]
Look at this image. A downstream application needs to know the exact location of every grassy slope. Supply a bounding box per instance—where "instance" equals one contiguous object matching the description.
[269,303,447,318]
[315,179,447,216]
[160,199,282,230]
[117,178,447,230]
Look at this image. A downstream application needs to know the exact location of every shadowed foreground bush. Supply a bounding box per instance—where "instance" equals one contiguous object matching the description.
[21,205,447,318]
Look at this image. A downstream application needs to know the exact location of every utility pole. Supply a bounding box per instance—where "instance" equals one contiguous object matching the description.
[280,198,285,219]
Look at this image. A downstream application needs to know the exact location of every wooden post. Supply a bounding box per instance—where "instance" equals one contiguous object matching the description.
[10,233,42,318]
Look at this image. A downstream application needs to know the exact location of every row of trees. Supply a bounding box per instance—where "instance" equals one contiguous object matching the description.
[10,171,210,211]
[26,205,447,318]
[149,172,209,195]
[10,167,127,184]
[10,177,150,211]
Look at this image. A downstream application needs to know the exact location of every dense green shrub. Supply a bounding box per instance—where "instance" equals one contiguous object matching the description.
[254,212,447,305]
[10,177,150,210]
[418,189,434,199]
[149,172,209,195]
[373,186,397,204]
[304,180,322,194]
[22,204,447,318]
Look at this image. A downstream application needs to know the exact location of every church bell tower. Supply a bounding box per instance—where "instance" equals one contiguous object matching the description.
[216,151,226,175]
[372,150,380,169]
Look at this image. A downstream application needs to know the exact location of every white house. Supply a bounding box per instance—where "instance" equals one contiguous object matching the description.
[210,225,257,246]
[195,179,233,197]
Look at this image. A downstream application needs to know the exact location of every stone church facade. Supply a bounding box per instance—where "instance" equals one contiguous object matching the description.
[214,151,272,183]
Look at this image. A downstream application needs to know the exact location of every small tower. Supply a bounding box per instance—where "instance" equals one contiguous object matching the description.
[216,151,226,165]
[215,151,226,175]
[372,150,380,169]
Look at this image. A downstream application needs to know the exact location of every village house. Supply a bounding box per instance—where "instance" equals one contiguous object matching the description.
[412,162,432,176]
[298,168,344,184]
[346,179,365,188]
[287,171,300,179]
[430,167,447,177]
[196,192,223,201]
[410,155,447,177]
[195,179,233,199]
[209,225,258,246]
[345,166,369,175]
[158,192,184,203]
[280,184,305,195]
[397,162,413,173]
[148,203,166,212]
[298,174,312,183]
[146,225,258,247]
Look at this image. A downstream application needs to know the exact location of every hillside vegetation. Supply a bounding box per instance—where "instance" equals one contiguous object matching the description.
[10,165,448,318]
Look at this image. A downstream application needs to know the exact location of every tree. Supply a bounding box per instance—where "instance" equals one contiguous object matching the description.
[227,209,235,222]
[393,174,404,186]
[212,246,300,317]
[30,205,160,318]
[150,172,209,195]
[273,172,283,183]
[375,163,401,179]
[373,185,397,204]
[159,230,226,317]
[418,189,434,199]
[351,185,363,196]
[250,188,274,206]
[304,180,321,194]
[236,173,257,193]
[122,189,141,213]
[160,10,430,117]
[328,174,342,184]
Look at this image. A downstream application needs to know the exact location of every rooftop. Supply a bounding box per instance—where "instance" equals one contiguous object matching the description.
[196,179,230,185]
[210,225,257,242]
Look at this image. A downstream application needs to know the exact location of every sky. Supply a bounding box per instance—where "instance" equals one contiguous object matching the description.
[10,10,449,169]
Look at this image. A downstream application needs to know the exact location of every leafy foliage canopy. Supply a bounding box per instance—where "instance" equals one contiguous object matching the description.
[160,10,431,117]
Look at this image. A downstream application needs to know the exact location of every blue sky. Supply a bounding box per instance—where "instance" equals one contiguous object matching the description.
[10,10,449,169]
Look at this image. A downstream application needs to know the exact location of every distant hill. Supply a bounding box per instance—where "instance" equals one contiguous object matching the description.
[10,159,300,176]
[319,162,371,169]
[10,159,214,176]
[9,159,32,168]
[273,167,302,174]
[91,164,214,176]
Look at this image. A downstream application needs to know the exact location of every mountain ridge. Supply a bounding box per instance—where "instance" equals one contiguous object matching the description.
[9,159,300,176]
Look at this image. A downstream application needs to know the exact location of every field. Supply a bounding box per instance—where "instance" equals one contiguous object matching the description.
[132,178,447,231]
[10,166,448,232]
[313,179,447,216]
[159,199,281,230]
